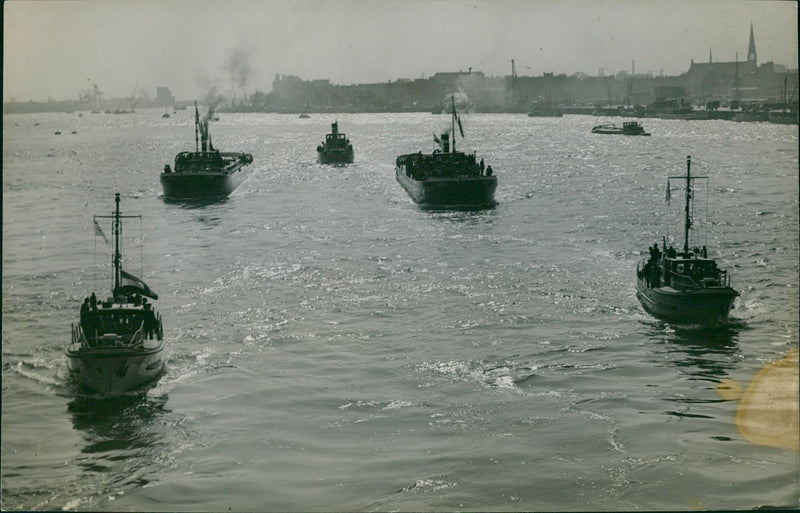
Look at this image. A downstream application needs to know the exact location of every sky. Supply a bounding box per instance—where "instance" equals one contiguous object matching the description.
[3,0,798,102]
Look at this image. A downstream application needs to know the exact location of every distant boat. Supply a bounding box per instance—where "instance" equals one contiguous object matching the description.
[636,156,739,325]
[316,121,354,164]
[528,90,563,117]
[396,95,497,208]
[299,113,311,119]
[592,120,650,135]
[67,193,165,395]
[527,106,563,117]
[160,102,253,200]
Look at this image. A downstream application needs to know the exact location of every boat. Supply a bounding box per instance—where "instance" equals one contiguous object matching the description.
[528,90,563,117]
[395,96,497,208]
[66,193,165,395]
[527,106,563,117]
[160,102,253,200]
[592,121,650,135]
[316,121,354,164]
[299,113,311,119]
[636,156,739,325]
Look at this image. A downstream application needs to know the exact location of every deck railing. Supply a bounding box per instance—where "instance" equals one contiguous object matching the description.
[639,258,732,290]
[71,320,147,348]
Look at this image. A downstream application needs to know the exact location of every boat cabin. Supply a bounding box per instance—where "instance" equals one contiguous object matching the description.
[173,151,225,173]
[320,122,351,151]
[170,151,251,174]
[662,254,730,290]
[622,121,648,134]
[79,298,160,347]
[397,150,486,181]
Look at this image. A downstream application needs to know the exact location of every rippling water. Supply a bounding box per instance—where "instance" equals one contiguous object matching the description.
[2,110,798,511]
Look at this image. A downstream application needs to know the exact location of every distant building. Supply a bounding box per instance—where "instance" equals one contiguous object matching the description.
[683,23,793,101]
[155,87,174,107]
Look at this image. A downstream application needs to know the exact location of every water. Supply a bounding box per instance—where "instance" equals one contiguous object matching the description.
[2,110,798,511]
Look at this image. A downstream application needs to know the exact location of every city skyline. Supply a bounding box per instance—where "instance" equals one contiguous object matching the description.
[3,0,798,102]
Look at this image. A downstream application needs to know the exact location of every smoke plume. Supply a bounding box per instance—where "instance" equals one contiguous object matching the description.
[225,43,255,89]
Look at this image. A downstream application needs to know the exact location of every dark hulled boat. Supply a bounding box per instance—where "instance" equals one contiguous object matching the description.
[67,194,165,395]
[317,121,354,164]
[396,96,497,208]
[160,103,253,200]
[527,106,563,117]
[636,156,739,325]
[527,90,563,117]
[592,121,650,135]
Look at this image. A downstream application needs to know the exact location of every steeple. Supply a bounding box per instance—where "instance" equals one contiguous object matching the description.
[747,22,757,67]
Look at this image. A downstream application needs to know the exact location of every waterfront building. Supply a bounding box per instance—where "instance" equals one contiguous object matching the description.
[683,23,793,102]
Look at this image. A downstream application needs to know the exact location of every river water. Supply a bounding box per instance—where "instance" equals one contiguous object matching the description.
[2,110,798,511]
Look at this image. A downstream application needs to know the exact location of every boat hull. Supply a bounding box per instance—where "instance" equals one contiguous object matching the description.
[591,128,650,135]
[160,168,251,200]
[317,149,354,164]
[66,342,165,395]
[636,277,737,325]
[396,166,497,208]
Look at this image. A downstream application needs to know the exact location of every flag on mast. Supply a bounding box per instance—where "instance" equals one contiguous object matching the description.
[93,219,109,244]
[119,269,158,300]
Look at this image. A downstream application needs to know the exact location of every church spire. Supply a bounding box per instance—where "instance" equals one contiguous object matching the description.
[747,22,757,67]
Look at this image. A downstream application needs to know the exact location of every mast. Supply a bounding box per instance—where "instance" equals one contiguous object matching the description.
[451,95,456,153]
[113,193,121,293]
[194,101,199,152]
[683,156,692,253]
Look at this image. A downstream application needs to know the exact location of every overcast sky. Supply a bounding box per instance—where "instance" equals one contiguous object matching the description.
[3,0,798,102]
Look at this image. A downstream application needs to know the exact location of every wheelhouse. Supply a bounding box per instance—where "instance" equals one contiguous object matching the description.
[662,254,731,290]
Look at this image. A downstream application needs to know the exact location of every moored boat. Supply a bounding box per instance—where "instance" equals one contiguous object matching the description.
[592,121,650,135]
[527,106,563,117]
[636,156,739,325]
[160,102,253,200]
[67,193,165,395]
[527,90,563,117]
[317,121,354,164]
[395,96,497,208]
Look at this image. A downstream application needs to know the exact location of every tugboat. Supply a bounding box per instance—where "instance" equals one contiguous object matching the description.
[316,121,354,164]
[160,102,253,200]
[67,193,165,395]
[636,156,739,325]
[592,120,650,135]
[395,96,497,208]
